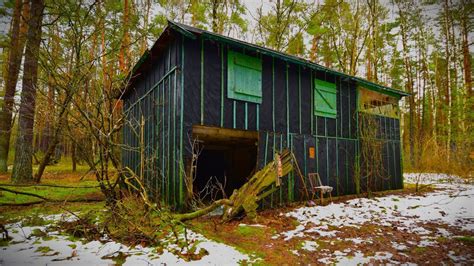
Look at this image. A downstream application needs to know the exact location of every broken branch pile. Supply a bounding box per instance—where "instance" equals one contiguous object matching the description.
[222,149,293,221]
[175,150,294,222]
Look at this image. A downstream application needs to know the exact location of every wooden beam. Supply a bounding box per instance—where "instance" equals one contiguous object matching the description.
[192,125,258,143]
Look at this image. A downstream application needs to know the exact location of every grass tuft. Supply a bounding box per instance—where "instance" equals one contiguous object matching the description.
[455,236,474,245]
[236,225,266,237]
[35,246,53,254]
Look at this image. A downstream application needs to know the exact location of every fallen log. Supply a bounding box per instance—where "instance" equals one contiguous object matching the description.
[0,198,104,207]
[0,186,105,206]
[174,150,294,222]
[0,186,50,201]
[222,149,293,221]
[0,183,100,189]
[173,199,232,222]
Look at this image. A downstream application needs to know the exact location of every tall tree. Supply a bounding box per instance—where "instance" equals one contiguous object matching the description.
[119,0,131,73]
[0,0,29,172]
[459,0,473,99]
[365,0,389,82]
[395,0,416,168]
[255,0,307,52]
[458,0,473,151]
[308,0,369,75]
[208,0,247,36]
[11,0,44,183]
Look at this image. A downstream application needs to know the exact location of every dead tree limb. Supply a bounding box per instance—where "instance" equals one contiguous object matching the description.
[121,150,295,223]
[0,186,104,206]
[0,186,51,201]
[0,198,104,207]
[173,199,233,222]
[0,184,100,189]
[223,149,294,221]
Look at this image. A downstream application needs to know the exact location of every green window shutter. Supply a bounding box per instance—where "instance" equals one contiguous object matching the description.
[228,50,262,103]
[314,79,337,118]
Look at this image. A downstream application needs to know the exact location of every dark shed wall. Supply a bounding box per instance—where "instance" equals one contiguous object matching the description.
[183,37,358,138]
[359,113,403,192]
[122,30,403,209]
[182,36,371,207]
[122,35,184,207]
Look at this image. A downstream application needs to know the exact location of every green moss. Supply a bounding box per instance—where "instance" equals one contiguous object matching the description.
[236,225,265,237]
[296,240,305,250]
[191,224,264,261]
[101,251,129,265]
[0,238,11,247]
[42,235,55,241]
[68,243,77,249]
[31,157,90,173]
[315,239,328,250]
[413,246,427,253]
[0,169,103,206]
[35,246,53,254]
[1,202,104,224]
[31,228,48,238]
[291,219,300,227]
[21,215,50,227]
[0,184,101,205]
[455,236,474,245]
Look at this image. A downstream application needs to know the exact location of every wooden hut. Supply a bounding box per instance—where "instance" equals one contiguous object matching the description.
[121,21,409,209]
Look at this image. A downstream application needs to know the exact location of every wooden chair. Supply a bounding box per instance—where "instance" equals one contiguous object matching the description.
[308,173,333,204]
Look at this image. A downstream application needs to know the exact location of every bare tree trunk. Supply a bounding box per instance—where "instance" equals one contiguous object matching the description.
[349,1,360,76]
[461,16,472,98]
[34,103,69,183]
[449,0,458,157]
[0,0,29,173]
[119,0,130,73]
[211,0,219,33]
[141,0,151,54]
[309,35,319,62]
[72,142,77,172]
[460,0,472,139]
[11,0,44,184]
[397,3,415,168]
[443,0,452,160]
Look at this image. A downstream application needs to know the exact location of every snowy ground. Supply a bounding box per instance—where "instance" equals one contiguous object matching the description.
[1,173,473,265]
[0,215,251,265]
[278,173,474,264]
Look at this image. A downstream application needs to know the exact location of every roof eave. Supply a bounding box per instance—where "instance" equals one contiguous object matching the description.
[171,21,410,98]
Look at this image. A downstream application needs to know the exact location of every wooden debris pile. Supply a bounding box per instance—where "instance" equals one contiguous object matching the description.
[222,149,293,221]
[175,149,294,222]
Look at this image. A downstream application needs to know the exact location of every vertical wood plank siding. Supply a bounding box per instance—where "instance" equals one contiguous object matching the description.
[122,33,403,209]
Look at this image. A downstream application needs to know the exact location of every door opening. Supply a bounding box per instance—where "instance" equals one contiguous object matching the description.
[192,126,258,202]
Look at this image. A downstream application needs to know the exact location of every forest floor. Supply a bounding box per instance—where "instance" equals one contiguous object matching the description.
[0,172,473,265]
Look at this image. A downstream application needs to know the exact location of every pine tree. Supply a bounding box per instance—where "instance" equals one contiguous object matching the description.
[11,0,44,183]
[0,0,29,173]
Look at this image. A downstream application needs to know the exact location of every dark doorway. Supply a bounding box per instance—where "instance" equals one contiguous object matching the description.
[193,126,258,202]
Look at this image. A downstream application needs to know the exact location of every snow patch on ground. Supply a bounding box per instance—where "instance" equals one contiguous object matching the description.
[301,240,318,251]
[283,174,474,241]
[282,173,474,264]
[404,172,471,185]
[0,215,251,265]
